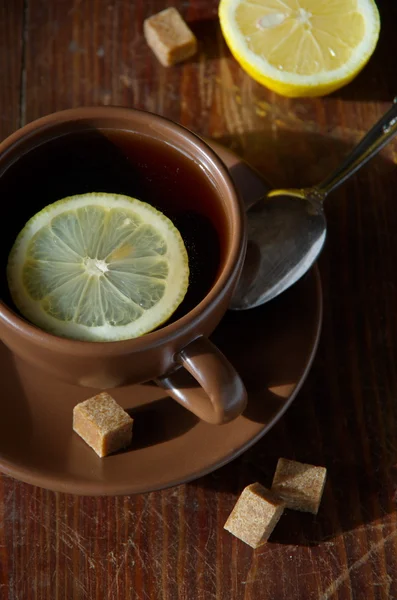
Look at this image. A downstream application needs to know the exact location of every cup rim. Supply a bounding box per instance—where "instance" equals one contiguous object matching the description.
[0,106,246,355]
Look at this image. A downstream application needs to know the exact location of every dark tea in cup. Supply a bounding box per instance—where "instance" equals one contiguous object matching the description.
[0,127,224,327]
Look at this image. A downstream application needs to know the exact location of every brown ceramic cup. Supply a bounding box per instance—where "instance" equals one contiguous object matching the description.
[0,107,248,425]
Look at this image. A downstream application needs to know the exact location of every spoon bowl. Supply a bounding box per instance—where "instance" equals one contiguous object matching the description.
[231,191,326,309]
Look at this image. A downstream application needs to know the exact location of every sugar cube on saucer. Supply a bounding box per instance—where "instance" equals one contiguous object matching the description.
[144,8,197,67]
[73,392,133,457]
[224,483,285,548]
[271,458,327,514]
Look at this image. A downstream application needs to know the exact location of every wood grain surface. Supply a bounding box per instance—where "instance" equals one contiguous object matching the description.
[1,0,397,598]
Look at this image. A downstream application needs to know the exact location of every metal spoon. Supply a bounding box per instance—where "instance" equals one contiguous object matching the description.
[231,98,397,310]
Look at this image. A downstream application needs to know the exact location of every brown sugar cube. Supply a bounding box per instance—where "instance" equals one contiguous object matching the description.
[144,8,197,67]
[271,458,327,514]
[224,483,285,548]
[73,392,133,458]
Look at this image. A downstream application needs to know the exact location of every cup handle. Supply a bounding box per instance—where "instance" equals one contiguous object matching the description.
[155,336,247,425]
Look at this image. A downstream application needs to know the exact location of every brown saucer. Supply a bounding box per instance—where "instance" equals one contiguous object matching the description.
[0,143,322,495]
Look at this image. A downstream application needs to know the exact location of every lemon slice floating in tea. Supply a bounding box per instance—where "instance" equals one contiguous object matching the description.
[219,0,380,97]
[7,192,189,341]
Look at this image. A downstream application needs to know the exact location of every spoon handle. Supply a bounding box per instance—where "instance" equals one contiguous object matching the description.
[317,97,397,197]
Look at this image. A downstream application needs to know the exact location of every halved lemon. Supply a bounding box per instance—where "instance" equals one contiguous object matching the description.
[7,193,189,341]
[219,0,380,97]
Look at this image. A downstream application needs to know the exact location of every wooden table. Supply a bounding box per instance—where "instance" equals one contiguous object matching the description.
[1,1,397,598]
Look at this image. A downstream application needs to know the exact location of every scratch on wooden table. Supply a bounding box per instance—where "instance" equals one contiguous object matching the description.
[67,564,89,599]
[108,547,129,598]
[320,528,397,599]
[87,556,97,570]
[204,529,214,553]
[151,505,172,530]
[308,546,323,600]
[218,58,244,136]
[127,495,150,539]
[58,520,87,556]
[119,74,134,89]
[127,538,149,574]
[195,547,217,580]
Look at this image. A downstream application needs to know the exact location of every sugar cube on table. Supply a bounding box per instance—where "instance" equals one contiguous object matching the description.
[271,458,327,515]
[144,8,197,67]
[224,483,285,549]
[73,392,133,458]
